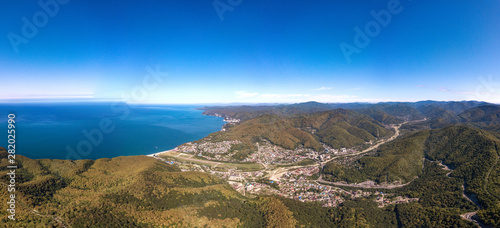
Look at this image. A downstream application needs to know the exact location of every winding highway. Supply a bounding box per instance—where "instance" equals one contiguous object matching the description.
[314,121,411,188]
[320,121,406,166]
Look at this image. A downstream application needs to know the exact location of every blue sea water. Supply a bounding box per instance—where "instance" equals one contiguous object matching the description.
[0,102,224,160]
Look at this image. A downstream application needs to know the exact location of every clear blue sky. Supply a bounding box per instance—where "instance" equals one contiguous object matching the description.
[1,0,499,104]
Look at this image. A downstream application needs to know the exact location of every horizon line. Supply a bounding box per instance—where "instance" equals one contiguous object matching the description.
[0,99,496,106]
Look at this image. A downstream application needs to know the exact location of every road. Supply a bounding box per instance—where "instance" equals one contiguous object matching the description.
[460,152,499,227]
[459,183,485,228]
[435,160,452,177]
[316,175,416,189]
[154,151,225,167]
[268,164,318,182]
[458,150,499,228]
[484,155,499,200]
[432,160,488,228]
[313,121,412,188]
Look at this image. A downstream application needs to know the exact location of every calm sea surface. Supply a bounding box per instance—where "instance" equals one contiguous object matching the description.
[0,102,224,160]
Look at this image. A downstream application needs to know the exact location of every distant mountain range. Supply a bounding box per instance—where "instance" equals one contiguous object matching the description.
[202,100,498,132]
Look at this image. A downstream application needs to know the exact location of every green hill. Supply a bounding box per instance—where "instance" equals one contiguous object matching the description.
[323,130,429,184]
[458,105,500,130]
[292,109,392,148]
[227,114,324,151]
[354,108,403,124]
[201,109,392,158]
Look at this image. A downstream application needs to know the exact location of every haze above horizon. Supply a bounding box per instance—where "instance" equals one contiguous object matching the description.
[2,0,499,104]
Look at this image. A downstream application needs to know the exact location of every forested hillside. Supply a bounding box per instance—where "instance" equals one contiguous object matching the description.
[201,101,489,123]
[0,152,247,227]
[201,109,392,156]
[424,126,500,226]
[322,125,500,227]
[323,130,429,184]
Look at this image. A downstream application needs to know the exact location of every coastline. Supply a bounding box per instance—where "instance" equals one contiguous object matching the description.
[146,111,234,157]
[146,149,176,157]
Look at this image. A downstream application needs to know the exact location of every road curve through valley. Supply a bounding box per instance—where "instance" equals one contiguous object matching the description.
[315,121,414,189]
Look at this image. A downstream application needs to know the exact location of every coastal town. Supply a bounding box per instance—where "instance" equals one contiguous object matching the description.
[149,120,421,209]
[152,149,418,208]
[174,138,353,165]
